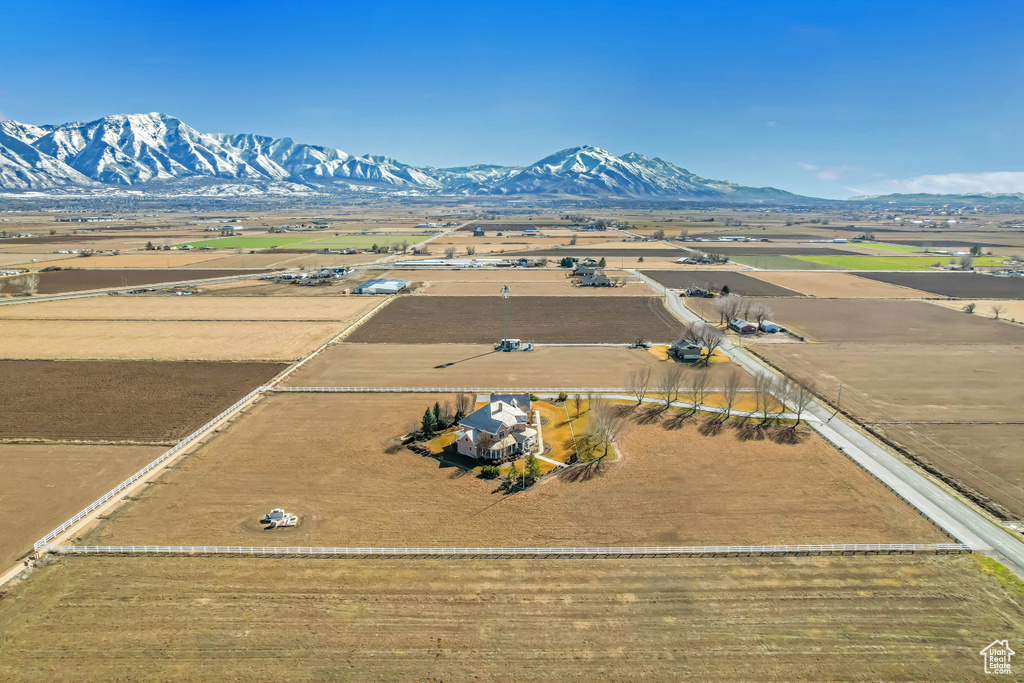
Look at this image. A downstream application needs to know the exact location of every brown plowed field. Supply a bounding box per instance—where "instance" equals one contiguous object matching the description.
[419,281,650,296]
[86,393,944,547]
[0,444,165,567]
[747,271,931,298]
[0,296,378,321]
[752,298,1024,343]
[30,269,269,294]
[285,343,722,388]
[384,268,577,281]
[19,253,226,270]
[642,270,803,296]
[0,320,344,360]
[347,296,683,344]
[0,360,285,441]
[1,555,1019,681]
[854,272,1024,298]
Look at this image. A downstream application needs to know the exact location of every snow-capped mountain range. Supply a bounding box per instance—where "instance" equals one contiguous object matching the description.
[0,112,800,201]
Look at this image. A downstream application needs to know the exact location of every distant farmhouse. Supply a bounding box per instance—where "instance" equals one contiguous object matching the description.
[455,394,539,463]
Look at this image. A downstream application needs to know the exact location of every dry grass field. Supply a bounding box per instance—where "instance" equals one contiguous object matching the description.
[84,393,945,548]
[0,320,345,361]
[752,298,1024,343]
[751,342,1024,517]
[0,296,378,321]
[0,444,165,568]
[747,271,931,298]
[855,272,1024,298]
[1,555,1019,681]
[929,298,1024,321]
[418,280,650,296]
[285,343,716,388]
[884,423,1024,519]
[641,270,803,296]
[0,360,285,441]
[347,296,683,344]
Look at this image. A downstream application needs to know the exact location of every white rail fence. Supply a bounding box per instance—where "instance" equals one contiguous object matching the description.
[43,543,969,558]
[269,386,630,394]
[33,386,265,550]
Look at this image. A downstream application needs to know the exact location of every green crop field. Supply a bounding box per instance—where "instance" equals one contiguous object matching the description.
[858,242,928,253]
[180,236,320,249]
[728,255,834,270]
[793,255,1005,270]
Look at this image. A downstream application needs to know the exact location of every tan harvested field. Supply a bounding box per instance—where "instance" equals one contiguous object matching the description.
[384,268,571,281]
[85,393,945,547]
[751,342,1024,424]
[419,280,651,296]
[347,296,682,344]
[0,320,346,360]
[18,252,227,270]
[2,555,1020,681]
[755,298,1024,343]
[285,343,714,388]
[0,360,285,441]
[747,271,932,298]
[930,298,1024,321]
[884,423,1024,518]
[0,252,77,266]
[0,296,378,321]
[0,444,164,568]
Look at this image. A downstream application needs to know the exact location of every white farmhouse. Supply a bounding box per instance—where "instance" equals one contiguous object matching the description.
[455,395,538,462]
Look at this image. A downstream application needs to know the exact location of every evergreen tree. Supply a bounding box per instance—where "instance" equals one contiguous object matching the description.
[598,257,607,267]
[526,453,542,481]
[432,401,442,425]
[421,408,437,436]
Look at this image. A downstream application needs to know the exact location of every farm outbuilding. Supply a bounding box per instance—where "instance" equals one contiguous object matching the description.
[354,278,410,295]
[729,319,757,334]
[759,320,780,333]
[669,340,703,361]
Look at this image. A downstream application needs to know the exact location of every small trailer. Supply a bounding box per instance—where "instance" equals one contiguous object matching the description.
[261,508,298,528]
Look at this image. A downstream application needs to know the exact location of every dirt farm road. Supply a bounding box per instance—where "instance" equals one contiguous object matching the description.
[631,269,1024,577]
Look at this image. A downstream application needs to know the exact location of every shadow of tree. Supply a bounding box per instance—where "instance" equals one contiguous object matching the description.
[556,460,606,483]
[635,405,663,425]
[769,426,809,445]
[697,416,725,437]
[662,410,694,431]
[735,422,768,442]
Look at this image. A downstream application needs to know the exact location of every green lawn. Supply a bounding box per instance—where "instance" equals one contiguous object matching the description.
[728,254,834,270]
[180,236,320,249]
[792,255,1005,270]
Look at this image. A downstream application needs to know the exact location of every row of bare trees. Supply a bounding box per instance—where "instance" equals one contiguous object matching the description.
[625,365,817,424]
[713,293,773,326]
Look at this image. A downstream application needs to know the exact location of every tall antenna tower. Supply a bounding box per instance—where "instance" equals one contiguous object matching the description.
[500,284,510,348]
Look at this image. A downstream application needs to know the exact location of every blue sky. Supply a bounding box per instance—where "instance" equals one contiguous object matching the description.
[1,0,1022,198]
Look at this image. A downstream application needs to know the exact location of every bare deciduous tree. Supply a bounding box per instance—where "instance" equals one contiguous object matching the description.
[791,378,816,425]
[721,368,744,418]
[572,393,583,418]
[959,254,975,269]
[465,246,476,256]
[688,369,710,409]
[691,322,724,365]
[651,229,665,240]
[444,246,456,259]
[569,236,577,245]
[713,293,744,324]
[455,392,473,418]
[658,365,684,409]
[746,301,773,326]
[13,274,39,295]
[588,399,626,461]
[992,304,1007,320]
[963,302,977,314]
[775,377,794,420]
[753,373,777,422]
[626,367,652,405]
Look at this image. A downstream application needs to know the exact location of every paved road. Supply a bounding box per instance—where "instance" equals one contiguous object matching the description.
[630,269,1024,576]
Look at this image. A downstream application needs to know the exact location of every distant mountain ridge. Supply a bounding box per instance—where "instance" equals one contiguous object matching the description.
[0,112,799,201]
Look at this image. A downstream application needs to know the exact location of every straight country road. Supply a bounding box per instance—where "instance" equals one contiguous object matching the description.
[631,268,1024,577]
